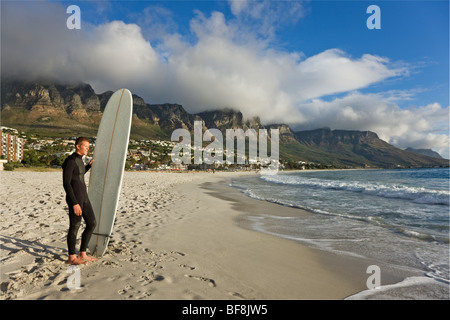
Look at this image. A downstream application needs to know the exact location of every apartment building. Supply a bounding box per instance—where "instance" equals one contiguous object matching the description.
[0,128,24,162]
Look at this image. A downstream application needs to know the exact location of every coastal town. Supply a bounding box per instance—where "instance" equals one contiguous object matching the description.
[1,126,317,172]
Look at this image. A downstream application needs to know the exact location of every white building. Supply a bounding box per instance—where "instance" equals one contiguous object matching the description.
[0,129,24,162]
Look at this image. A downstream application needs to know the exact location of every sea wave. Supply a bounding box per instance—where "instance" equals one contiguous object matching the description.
[345,276,449,300]
[231,170,450,293]
[238,186,449,244]
[260,174,449,206]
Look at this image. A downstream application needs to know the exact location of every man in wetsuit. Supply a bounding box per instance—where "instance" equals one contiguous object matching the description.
[62,137,97,265]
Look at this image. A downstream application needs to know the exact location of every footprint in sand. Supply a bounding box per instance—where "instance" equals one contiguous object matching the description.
[228,291,246,299]
[184,274,216,287]
[177,262,194,270]
[118,284,133,295]
[151,273,165,281]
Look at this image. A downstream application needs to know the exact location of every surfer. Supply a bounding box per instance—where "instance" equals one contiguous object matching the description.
[62,137,98,265]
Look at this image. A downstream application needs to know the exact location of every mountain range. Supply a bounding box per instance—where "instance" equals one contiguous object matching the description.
[1,79,448,168]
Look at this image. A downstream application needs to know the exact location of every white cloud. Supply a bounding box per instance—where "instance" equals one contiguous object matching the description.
[293,94,450,158]
[227,0,307,38]
[229,0,249,16]
[1,2,164,95]
[75,21,162,93]
[1,1,448,157]
[292,50,406,100]
[159,12,408,126]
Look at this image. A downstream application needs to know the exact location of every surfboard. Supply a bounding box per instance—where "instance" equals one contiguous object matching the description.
[87,88,133,257]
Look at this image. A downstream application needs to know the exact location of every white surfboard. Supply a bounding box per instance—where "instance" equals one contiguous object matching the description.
[88,88,133,256]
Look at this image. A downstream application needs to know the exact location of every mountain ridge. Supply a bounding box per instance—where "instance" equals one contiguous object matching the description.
[1,79,447,168]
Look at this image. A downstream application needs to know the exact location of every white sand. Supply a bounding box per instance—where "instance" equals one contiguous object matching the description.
[0,170,385,300]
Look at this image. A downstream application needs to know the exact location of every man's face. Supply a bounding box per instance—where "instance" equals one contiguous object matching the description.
[76,141,90,156]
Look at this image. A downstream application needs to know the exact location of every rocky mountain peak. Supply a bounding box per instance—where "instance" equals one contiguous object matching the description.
[1,79,448,168]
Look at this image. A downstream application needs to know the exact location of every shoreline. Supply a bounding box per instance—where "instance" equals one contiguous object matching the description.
[0,171,437,300]
[199,176,413,297]
[221,173,449,299]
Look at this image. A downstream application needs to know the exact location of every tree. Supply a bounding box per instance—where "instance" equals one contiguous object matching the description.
[22,150,43,167]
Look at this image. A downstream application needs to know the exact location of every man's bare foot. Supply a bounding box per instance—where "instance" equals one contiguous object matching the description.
[67,255,86,265]
[79,252,97,262]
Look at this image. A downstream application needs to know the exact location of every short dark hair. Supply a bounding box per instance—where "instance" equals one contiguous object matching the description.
[75,137,89,146]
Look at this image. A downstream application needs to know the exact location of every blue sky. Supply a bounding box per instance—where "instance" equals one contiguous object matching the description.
[2,0,449,156]
[286,1,449,106]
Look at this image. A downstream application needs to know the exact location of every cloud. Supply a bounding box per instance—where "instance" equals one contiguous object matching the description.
[293,50,406,100]
[1,1,164,94]
[73,21,162,93]
[294,93,450,158]
[229,0,250,16]
[1,1,448,157]
[130,4,179,42]
[227,0,308,38]
[0,2,407,114]
[160,12,407,123]
[1,1,75,80]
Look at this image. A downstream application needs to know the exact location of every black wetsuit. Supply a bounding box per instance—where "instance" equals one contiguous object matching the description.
[62,152,96,256]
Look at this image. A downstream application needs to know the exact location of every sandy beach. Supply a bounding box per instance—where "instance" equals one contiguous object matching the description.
[0,170,410,300]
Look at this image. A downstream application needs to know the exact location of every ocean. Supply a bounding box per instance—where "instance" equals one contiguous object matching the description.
[230,168,450,299]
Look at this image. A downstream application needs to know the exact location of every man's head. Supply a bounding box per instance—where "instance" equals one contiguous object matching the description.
[75,137,90,156]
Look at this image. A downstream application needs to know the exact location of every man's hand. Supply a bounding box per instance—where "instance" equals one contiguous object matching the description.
[73,204,82,216]
[89,159,94,166]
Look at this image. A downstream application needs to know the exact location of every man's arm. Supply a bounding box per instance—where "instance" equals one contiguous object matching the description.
[85,159,94,173]
[62,159,79,206]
